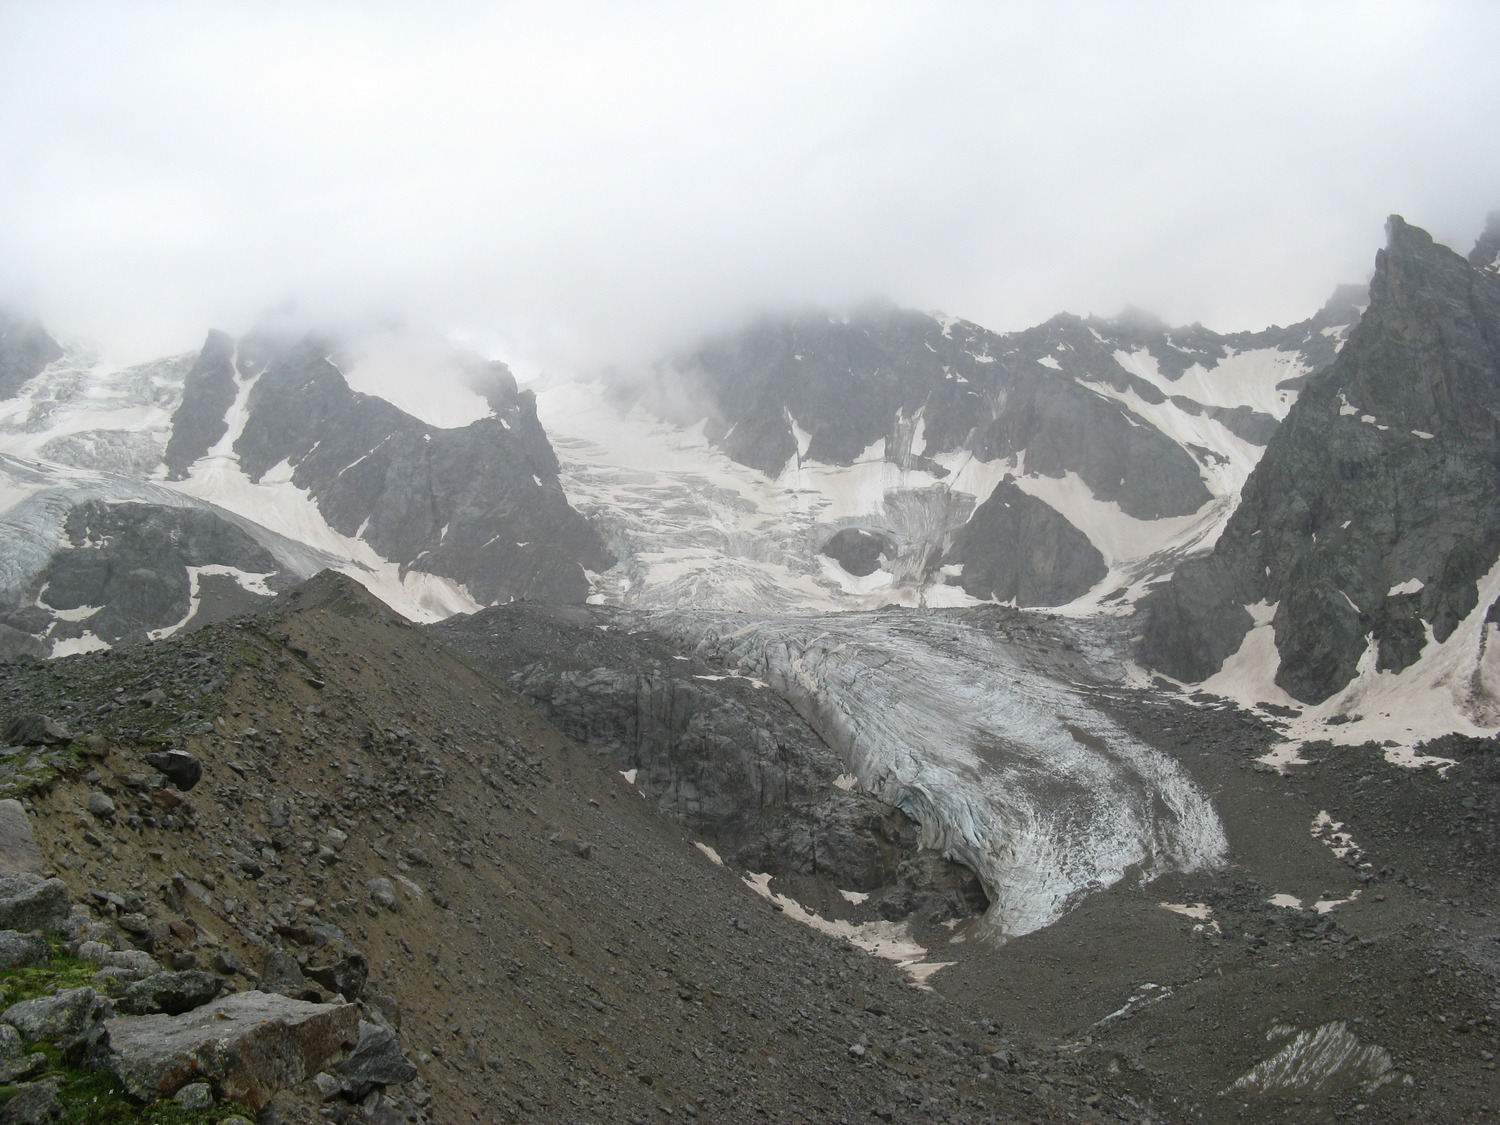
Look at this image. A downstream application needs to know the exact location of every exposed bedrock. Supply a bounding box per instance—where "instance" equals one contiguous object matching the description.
[34,500,295,645]
[643,607,1227,937]
[0,457,343,652]
[942,477,1106,605]
[820,528,896,577]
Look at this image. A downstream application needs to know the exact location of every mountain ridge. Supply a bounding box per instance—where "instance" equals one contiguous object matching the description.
[1140,215,1500,727]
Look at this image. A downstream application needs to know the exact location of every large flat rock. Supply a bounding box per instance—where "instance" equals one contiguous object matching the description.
[106,990,359,1109]
[0,801,44,877]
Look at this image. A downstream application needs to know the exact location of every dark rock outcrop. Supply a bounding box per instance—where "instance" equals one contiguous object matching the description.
[628,302,1215,519]
[1142,216,1500,703]
[820,528,896,576]
[162,330,239,479]
[625,295,1359,525]
[0,313,62,401]
[223,336,612,604]
[943,477,1107,605]
[36,500,292,645]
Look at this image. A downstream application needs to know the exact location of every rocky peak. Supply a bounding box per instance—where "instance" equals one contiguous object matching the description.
[1349,215,1500,439]
[1140,214,1500,706]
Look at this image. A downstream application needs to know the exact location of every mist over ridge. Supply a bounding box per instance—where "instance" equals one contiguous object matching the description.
[1,2,1497,369]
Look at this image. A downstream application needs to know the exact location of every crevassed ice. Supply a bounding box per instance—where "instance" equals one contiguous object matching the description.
[646,608,1227,938]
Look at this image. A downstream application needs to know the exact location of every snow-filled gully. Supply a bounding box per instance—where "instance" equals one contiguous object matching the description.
[647,610,1227,939]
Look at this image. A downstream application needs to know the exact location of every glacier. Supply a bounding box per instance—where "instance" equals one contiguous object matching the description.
[641,606,1228,938]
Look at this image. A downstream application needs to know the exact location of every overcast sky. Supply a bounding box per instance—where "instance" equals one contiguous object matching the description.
[2,1,1497,368]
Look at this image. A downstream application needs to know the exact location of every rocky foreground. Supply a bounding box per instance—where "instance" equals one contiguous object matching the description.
[0,572,1492,1123]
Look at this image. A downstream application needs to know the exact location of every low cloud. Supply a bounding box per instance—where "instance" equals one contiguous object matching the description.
[2,1,1497,369]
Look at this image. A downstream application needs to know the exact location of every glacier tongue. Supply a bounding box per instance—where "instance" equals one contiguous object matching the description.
[644,607,1227,938]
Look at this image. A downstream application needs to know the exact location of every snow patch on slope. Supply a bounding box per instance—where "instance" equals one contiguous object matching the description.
[1114,346,1304,421]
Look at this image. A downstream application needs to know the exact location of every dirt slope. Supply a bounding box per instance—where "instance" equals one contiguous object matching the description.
[0,574,1120,1124]
[2,572,1497,1123]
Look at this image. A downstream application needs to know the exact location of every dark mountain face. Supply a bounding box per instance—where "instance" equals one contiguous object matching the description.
[35,500,295,646]
[620,296,1355,524]
[1140,216,1500,703]
[168,330,614,605]
[0,322,615,657]
[0,312,62,400]
[942,477,1108,606]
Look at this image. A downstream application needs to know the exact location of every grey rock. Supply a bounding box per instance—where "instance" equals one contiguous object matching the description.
[0,1078,63,1125]
[163,329,238,480]
[0,801,45,877]
[0,877,71,936]
[225,333,612,605]
[306,951,368,1001]
[335,1020,418,1098]
[0,932,50,970]
[86,792,115,820]
[173,1081,215,1111]
[366,878,398,911]
[106,989,360,1109]
[0,312,62,401]
[0,1026,46,1083]
[212,949,249,977]
[114,970,224,1016]
[313,1070,343,1101]
[820,528,895,577]
[143,750,202,791]
[943,477,1107,606]
[33,501,290,647]
[98,949,161,975]
[1,987,113,1060]
[261,949,316,1000]
[0,716,71,747]
[1142,216,1500,702]
[549,830,593,859]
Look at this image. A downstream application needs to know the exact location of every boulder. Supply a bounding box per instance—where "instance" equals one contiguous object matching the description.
[306,951,368,1002]
[0,932,50,970]
[0,1025,46,1083]
[0,716,71,747]
[0,1078,63,1124]
[106,990,359,1109]
[0,801,45,876]
[143,750,202,792]
[334,1020,418,1099]
[114,971,223,1016]
[260,950,319,1001]
[1,987,113,1061]
[0,877,71,936]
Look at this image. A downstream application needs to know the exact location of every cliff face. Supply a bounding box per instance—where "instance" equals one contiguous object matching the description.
[1141,216,1500,703]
